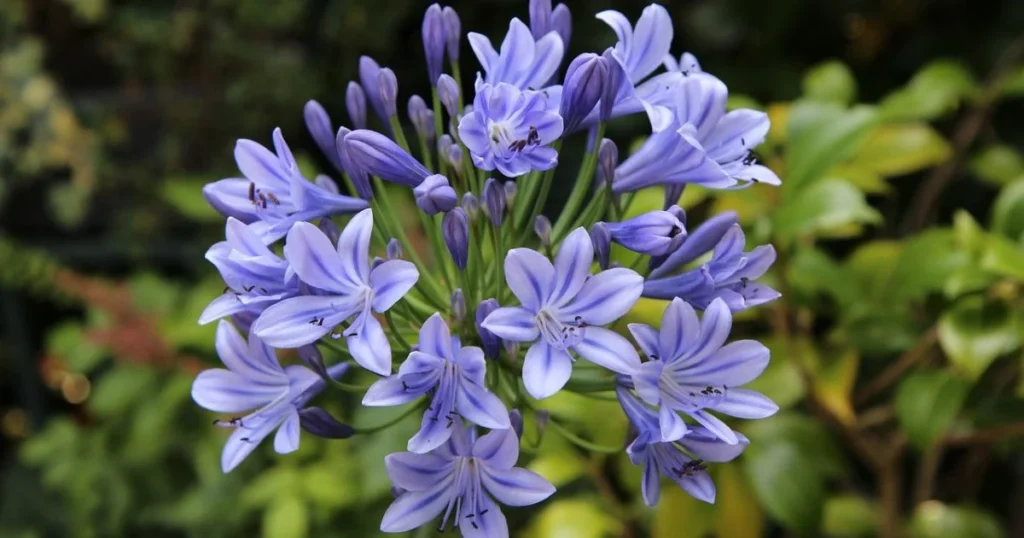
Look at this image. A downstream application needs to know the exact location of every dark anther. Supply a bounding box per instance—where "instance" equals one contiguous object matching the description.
[401,381,410,391]
[740,277,749,289]
[526,126,540,146]
[243,285,255,292]
[259,287,268,293]
[471,522,479,529]
[248,182,256,202]
[740,138,746,147]
[669,226,682,238]
[266,192,280,205]
[509,139,528,153]
[479,509,489,515]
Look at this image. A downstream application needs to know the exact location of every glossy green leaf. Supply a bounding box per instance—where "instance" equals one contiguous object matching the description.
[908,502,1003,538]
[895,370,970,451]
[802,61,856,105]
[851,123,951,176]
[774,179,881,240]
[743,412,847,479]
[938,297,1022,379]
[787,247,860,307]
[822,495,878,538]
[990,179,1024,240]
[784,102,880,192]
[262,495,308,538]
[744,442,824,534]
[879,60,978,121]
[968,145,1024,186]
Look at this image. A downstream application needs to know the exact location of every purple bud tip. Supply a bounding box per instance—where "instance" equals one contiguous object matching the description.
[442,207,470,270]
[461,192,479,219]
[529,0,553,39]
[451,288,466,321]
[413,174,458,215]
[503,181,517,206]
[663,184,685,210]
[386,238,403,260]
[437,74,460,117]
[590,222,611,269]
[551,3,572,47]
[358,56,389,130]
[318,218,341,244]
[299,407,354,439]
[303,100,341,170]
[509,409,524,438]
[445,141,463,169]
[598,138,618,188]
[408,95,434,141]
[667,204,687,227]
[535,215,552,246]
[442,7,461,61]
[346,82,367,130]
[534,409,550,435]
[560,53,608,133]
[475,298,501,359]
[600,48,625,121]
[297,344,328,379]
[371,256,386,270]
[423,4,446,86]
[336,127,374,201]
[378,68,399,118]
[482,178,507,227]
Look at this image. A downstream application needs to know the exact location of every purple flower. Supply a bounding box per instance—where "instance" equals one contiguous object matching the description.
[379,422,555,535]
[443,7,461,61]
[664,51,702,75]
[468,18,564,90]
[458,83,563,177]
[443,207,469,270]
[345,130,431,187]
[202,128,368,244]
[199,218,299,324]
[363,314,511,453]
[597,5,673,84]
[475,298,502,359]
[551,3,571,47]
[378,68,399,118]
[645,221,780,312]
[629,298,777,444]
[304,100,343,172]
[438,74,461,117]
[408,95,435,144]
[252,210,419,376]
[346,81,368,130]
[481,228,643,399]
[359,56,391,130]
[529,0,552,38]
[336,127,374,200]
[604,208,686,256]
[560,53,608,133]
[618,387,748,505]
[414,174,458,215]
[482,178,506,227]
[423,4,447,86]
[191,321,349,472]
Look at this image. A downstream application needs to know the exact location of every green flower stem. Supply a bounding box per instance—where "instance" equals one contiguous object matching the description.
[451,62,465,111]
[416,136,435,173]
[512,170,541,224]
[571,185,610,231]
[563,375,618,393]
[551,124,605,242]
[491,224,505,301]
[385,310,412,352]
[546,418,623,454]
[388,117,413,155]
[431,90,447,178]
[352,399,427,435]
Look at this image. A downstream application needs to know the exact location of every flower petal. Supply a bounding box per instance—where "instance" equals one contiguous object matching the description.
[687,409,738,444]
[560,267,643,325]
[683,297,732,366]
[626,4,673,82]
[482,467,556,507]
[337,208,374,286]
[363,376,426,406]
[273,408,301,454]
[457,380,510,429]
[472,427,519,470]
[235,139,289,188]
[676,470,716,504]
[252,295,357,349]
[417,313,455,361]
[504,248,554,311]
[459,495,509,538]
[191,369,283,413]
[220,413,285,472]
[347,315,393,376]
[658,298,701,363]
[522,341,573,399]
[640,454,661,506]
[385,452,455,492]
[675,340,768,387]
[680,428,749,462]
[573,326,641,375]
[379,477,455,533]
[456,346,487,386]
[549,227,594,308]
[213,320,285,383]
[468,33,498,74]
[283,222,351,294]
[658,405,689,442]
[710,388,778,419]
[627,323,661,359]
[370,259,419,312]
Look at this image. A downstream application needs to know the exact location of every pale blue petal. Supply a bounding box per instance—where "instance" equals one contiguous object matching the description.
[336,208,374,287]
[199,293,249,325]
[627,4,673,82]
[369,259,419,312]
[632,360,664,406]
[595,11,632,57]
[680,428,749,462]
[456,346,487,386]
[273,408,301,454]
[676,340,768,387]
[677,297,732,367]
[417,313,455,360]
[627,323,661,359]
[503,248,554,311]
[362,376,427,406]
[688,409,737,444]
[459,496,508,538]
[203,179,259,223]
[549,227,594,308]
[283,222,351,294]
[397,350,446,377]
[520,31,564,88]
[347,315,392,376]
[384,452,455,492]
[560,267,643,325]
[640,455,661,506]
[235,139,289,188]
[191,369,283,413]
[472,427,519,470]
[658,298,701,363]
[253,295,357,349]
[522,341,573,399]
[457,380,510,429]
[710,389,778,419]
[379,478,454,533]
[468,33,498,74]
[481,467,556,507]
[482,307,539,342]
[572,326,641,375]
[649,211,738,279]
[221,413,285,472]
[213,321,284,382]
[658,405,689,442]
[677,471,716,504]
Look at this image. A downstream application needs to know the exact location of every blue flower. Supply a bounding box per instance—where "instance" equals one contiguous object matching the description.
[363,314,511,453]
[345,129,432,187]
[199,217,299,325]
[604,207,686,256]
[596,4,673,84]
[618,387,748,505]
[380,422,555,535]
[645,220,780,312]
[664,51,701,75]
[628,298,777,444]
[458,82,563,177]
[191,321,349,472]
[202,128,368,244]
[468,18,564,90]
[481,228,643,399]
[252,209,419,376]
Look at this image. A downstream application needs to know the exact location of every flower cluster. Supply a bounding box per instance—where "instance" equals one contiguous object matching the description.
[192,1,782,535]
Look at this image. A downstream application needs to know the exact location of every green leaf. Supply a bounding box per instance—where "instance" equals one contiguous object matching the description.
[774,179,881,240]
[990,179,1024,240]
[1001,66,1024,97]
[88,366,158,418]
[895,370,970,451]
[784,102,880,192]
[787,247,861,307]
[879,60,978,121]
[822,495,879,538]
[714,464,765,538]
[653,486,715,538]
[743,412,847,479]
[748,341,806,410]
[46,322,106,373]
[802,61,856,105]
[980,234,1024,280]
[850,123,951,177]
[161,176,222,222]
[887,229,972,301]
[262,495,308,538]
[744,442,824,534]
[968,145,1024,186]
[908,503,1003,538]
[938,297,1022,379]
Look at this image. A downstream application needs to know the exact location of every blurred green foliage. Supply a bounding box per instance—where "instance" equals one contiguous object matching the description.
[2,0,1024,537]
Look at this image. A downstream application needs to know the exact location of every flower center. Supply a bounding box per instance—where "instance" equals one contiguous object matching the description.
[535,308,586,350]
[438,457,489,532]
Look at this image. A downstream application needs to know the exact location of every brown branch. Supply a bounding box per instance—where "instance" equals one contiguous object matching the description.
[854,328,938,407]
[943,422,1024,446]
[912,444,944,506]
[901,38,1024,234]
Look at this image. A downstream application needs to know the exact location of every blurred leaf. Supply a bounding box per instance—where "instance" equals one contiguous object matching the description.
[880,60,978,121]
[727,94,762,110]
[850,123,951,176]
[826,165,891,194]
[968,145,1024,186]
[845,303,922,357]
[990,179,1024,240]
[822,495,878,537]
[743,413,847,479]
[130,273,180,315]
[908,502,1003,538]
[888,230,971,301]
[845,241,902,294]
[530,499,622,538]
[938,296,1021,379]
[895,370,970,451]
[88,366,158,418]
[784,102,879,192]
[527,451,586,488]
[714,464,764,538]
[979,234,1024,280]
[161,176,222,222]
[1001,66,1024,97]
[262,495,308,538]
[787,247,860,307]
[47,322,106,373]
[811,348,859,426]
[748,340,806,410]
[242,467,301,509]
[744,441,824,534]
[802,61,856,105]
[766,103,790,145]
[774,179,881,240]
[47,183,89,228]
[653,486,714,538]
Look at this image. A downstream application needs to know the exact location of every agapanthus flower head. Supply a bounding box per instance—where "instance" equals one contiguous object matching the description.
[645,219,780,312]
[422,4,447,85]
[200,217,299,325]
[346,81,368,130]
[192,322,350,472]
[203,128,368,243]
[414,174,458,215]
[252,210,419,375]
[363,314,510,452]
[380,422,554,535]
[629,297,778,444]
[459,82,563,177]
[604,207,686,256]
[618,387,748,505]
[346,130,431,187]
[482,228,644,398]
[469,18,564,90]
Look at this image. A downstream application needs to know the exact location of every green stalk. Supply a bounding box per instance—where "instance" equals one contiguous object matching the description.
[352,399,426,435]
[491,224,505,301]
[384,310,412,352]
[550,124,605,243]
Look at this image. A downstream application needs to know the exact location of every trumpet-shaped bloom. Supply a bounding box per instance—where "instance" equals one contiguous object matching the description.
[469,18,564,90]
[199,217,299,324]
[363,314,510,453]
[202,128,368,244]
[629,298,777,444]
[644,222,780,312]
[618,387,748,505]
[380,423,555,536]
[459,83,563,177]
[191,321,350,472]
[481,228,643,399]
[252,210,419,375]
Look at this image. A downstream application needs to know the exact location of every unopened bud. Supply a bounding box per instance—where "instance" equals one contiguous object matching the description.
[386,238,403,260]
[451,289,466,321]
[534,215,552,247]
